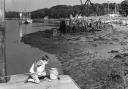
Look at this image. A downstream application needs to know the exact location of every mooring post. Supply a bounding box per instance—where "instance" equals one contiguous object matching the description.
[0,0,8,83]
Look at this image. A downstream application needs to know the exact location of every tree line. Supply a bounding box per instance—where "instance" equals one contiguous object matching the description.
[5,0,128,19]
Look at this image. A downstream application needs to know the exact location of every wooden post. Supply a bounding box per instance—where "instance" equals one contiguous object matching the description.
[0,0,8,83]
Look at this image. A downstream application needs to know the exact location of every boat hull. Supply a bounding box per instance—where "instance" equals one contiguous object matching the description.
[22,19,32,24]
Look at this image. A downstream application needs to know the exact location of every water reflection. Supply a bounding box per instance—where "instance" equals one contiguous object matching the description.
[19,24,23,38]
[18,23,32,42]
[6,20,59,75]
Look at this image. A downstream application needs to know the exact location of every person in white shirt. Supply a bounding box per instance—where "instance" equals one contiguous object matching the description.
[25,55,49,84]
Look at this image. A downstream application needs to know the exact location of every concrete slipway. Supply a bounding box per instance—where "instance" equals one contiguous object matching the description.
[0,75,80,89]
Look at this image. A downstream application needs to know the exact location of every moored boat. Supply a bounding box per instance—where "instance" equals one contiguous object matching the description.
[22,18,32,24]
[19,12,32,24]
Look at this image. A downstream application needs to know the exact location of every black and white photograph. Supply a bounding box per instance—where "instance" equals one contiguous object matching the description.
[1,0,128,89]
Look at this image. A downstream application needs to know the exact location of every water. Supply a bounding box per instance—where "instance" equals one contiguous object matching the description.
[5,20,57,75]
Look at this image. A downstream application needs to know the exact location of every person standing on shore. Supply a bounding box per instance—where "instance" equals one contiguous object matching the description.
[25,55,49,84]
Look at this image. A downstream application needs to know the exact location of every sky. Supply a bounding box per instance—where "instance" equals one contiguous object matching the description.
[5,0,124,11]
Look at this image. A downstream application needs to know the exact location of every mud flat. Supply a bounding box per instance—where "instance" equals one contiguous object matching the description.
[22,24,128,89]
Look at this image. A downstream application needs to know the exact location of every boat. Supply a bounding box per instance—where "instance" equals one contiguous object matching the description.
[22,18,32,24]
[19,12,32,24]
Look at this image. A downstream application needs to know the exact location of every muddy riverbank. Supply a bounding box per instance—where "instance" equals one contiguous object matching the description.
[22,24,128,89]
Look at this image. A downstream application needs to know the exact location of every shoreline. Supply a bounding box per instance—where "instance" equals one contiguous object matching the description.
[22,25,128,89]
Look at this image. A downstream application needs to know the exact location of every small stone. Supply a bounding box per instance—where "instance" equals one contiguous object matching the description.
[80,37,86,42]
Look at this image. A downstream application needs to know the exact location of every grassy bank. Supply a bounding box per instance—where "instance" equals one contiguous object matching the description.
[22,25,128,89]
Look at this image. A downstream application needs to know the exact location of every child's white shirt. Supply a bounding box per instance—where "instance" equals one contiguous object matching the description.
[29,60,46,76]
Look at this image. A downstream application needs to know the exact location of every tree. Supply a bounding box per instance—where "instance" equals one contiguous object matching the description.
[120,0,128,16]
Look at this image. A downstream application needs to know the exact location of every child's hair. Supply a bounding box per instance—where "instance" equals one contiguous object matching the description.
[41,55,49,61]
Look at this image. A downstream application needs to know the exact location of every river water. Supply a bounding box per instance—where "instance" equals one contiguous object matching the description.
[5,20,57,75]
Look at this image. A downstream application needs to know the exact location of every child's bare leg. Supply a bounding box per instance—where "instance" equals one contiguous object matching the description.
[31,73,40,84]
[25,75,33,83]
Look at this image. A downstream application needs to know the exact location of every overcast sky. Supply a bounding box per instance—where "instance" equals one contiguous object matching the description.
[6,0,123,11]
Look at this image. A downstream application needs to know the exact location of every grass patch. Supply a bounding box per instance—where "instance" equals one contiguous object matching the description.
[22,29,128,89]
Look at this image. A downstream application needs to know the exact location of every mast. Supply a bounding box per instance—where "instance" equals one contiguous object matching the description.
[80,0,83,5]
[107,0,110,14]
[114,3,119,14]
[115,3,117,14]
[79,0,95,16]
